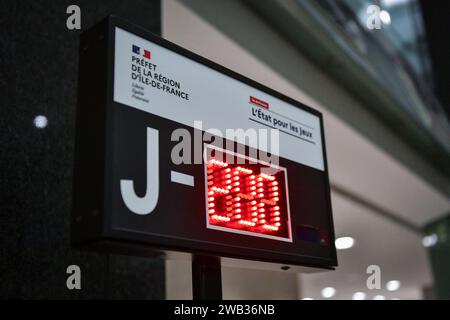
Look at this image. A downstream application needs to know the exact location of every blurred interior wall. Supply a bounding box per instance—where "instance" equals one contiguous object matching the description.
[166,260,299,299]
[0,0,164,299]
[424,215,450,299]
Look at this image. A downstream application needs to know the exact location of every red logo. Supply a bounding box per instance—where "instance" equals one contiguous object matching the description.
[249,96,269,109]
[143,49,151,59]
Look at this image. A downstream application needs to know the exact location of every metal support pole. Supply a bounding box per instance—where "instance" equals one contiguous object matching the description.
[192,255,222,300]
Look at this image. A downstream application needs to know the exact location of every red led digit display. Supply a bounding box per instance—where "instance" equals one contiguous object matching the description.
[204,146,292,242]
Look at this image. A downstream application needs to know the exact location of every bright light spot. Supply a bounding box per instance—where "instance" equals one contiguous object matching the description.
[33,115,48,128]
[382,0,409,8]
[422,234,438,247]
[373,295,386,300]
[302,297,314,300]
[352,292,366,300]
[321,287,336,298]
[386,280,401,291]
[380,10,391,24]
[335,236,354,250]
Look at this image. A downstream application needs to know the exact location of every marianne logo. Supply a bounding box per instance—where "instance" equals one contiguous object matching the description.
[249,96,269,109]
[132,44,151,59]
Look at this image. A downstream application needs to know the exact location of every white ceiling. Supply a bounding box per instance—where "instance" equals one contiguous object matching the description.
[325,122,449,227]
[298,192,432,300]
[163,0,449,299]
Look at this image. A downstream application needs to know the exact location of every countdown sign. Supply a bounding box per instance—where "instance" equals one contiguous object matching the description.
[72,16,337,271]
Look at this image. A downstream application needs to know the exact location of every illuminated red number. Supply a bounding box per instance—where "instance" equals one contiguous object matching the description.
[205,153,291,241]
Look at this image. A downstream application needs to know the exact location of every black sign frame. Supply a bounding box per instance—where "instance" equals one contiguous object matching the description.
[72,15,337,271]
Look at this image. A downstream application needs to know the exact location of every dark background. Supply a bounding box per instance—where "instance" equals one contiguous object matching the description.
[0,0,164,299]
[420,0,450,119]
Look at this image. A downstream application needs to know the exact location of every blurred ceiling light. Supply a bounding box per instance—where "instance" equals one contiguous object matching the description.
[352,292,367,300]
[302,297,314,300]
[382,0,409,8]
[380,10,391,25]
[373,295,386,300]
[335,236,354,250]
[386,280,401,291]
[33,115,48,129]
[321,287,336,298]
[422,234,438,247]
